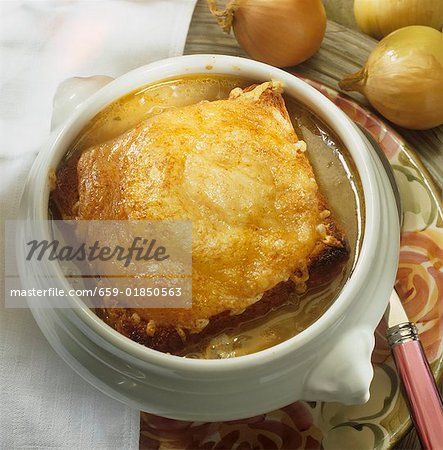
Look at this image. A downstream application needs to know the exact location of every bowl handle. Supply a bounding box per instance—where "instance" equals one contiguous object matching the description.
[303,326,375,404]
[51,75,114,131]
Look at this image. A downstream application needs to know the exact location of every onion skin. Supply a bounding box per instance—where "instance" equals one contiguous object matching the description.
[354,0,443,40]
[340,26,443,130]
[209,0,326,68]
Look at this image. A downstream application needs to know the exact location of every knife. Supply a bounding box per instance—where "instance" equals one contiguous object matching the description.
[386,291,443,449]
[358,124,443,449]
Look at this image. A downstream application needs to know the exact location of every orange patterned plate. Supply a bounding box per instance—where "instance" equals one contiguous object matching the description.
[140,79,443,450]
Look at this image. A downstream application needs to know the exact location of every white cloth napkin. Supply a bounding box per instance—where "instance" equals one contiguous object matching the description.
[0,1,197,448]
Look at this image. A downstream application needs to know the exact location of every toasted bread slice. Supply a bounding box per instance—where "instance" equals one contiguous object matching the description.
[52,81,349,354]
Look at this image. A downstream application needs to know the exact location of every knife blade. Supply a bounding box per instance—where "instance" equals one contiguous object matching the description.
[386,289,410,329]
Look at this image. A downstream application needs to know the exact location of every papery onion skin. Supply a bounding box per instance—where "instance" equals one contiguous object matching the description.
[354,0,443,40]
[340,26,443,130]
[209,0,326,68]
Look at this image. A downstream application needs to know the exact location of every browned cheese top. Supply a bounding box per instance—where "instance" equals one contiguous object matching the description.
[53,82,339,333]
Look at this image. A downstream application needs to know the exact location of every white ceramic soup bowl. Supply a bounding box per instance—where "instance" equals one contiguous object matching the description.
[17,54,400,421]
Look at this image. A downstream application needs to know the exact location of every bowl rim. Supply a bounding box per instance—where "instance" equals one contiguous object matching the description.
[32,54,381,370]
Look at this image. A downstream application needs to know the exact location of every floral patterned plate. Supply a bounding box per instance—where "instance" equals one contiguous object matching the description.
[140,79,443,450]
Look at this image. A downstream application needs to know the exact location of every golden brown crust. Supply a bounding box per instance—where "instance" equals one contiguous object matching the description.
[51,81,349,354]
[96,279,299,355]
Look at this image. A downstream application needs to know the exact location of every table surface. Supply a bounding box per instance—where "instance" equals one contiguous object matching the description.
[184,1,443,449]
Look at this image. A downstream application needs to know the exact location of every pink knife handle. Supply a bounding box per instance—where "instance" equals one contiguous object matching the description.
[391,339,443,449]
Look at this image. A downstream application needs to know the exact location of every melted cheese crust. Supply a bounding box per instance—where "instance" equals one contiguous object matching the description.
[67,82,334,333]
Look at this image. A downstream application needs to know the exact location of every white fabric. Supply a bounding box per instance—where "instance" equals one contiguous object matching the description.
[0,1,196,448]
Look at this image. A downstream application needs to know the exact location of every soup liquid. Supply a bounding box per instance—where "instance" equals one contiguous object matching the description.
[64,75,364,359]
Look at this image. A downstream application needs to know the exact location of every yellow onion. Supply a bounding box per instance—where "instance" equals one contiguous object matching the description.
[340,26,443,130]
[208,0,326,68]
[354,0,443,40]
